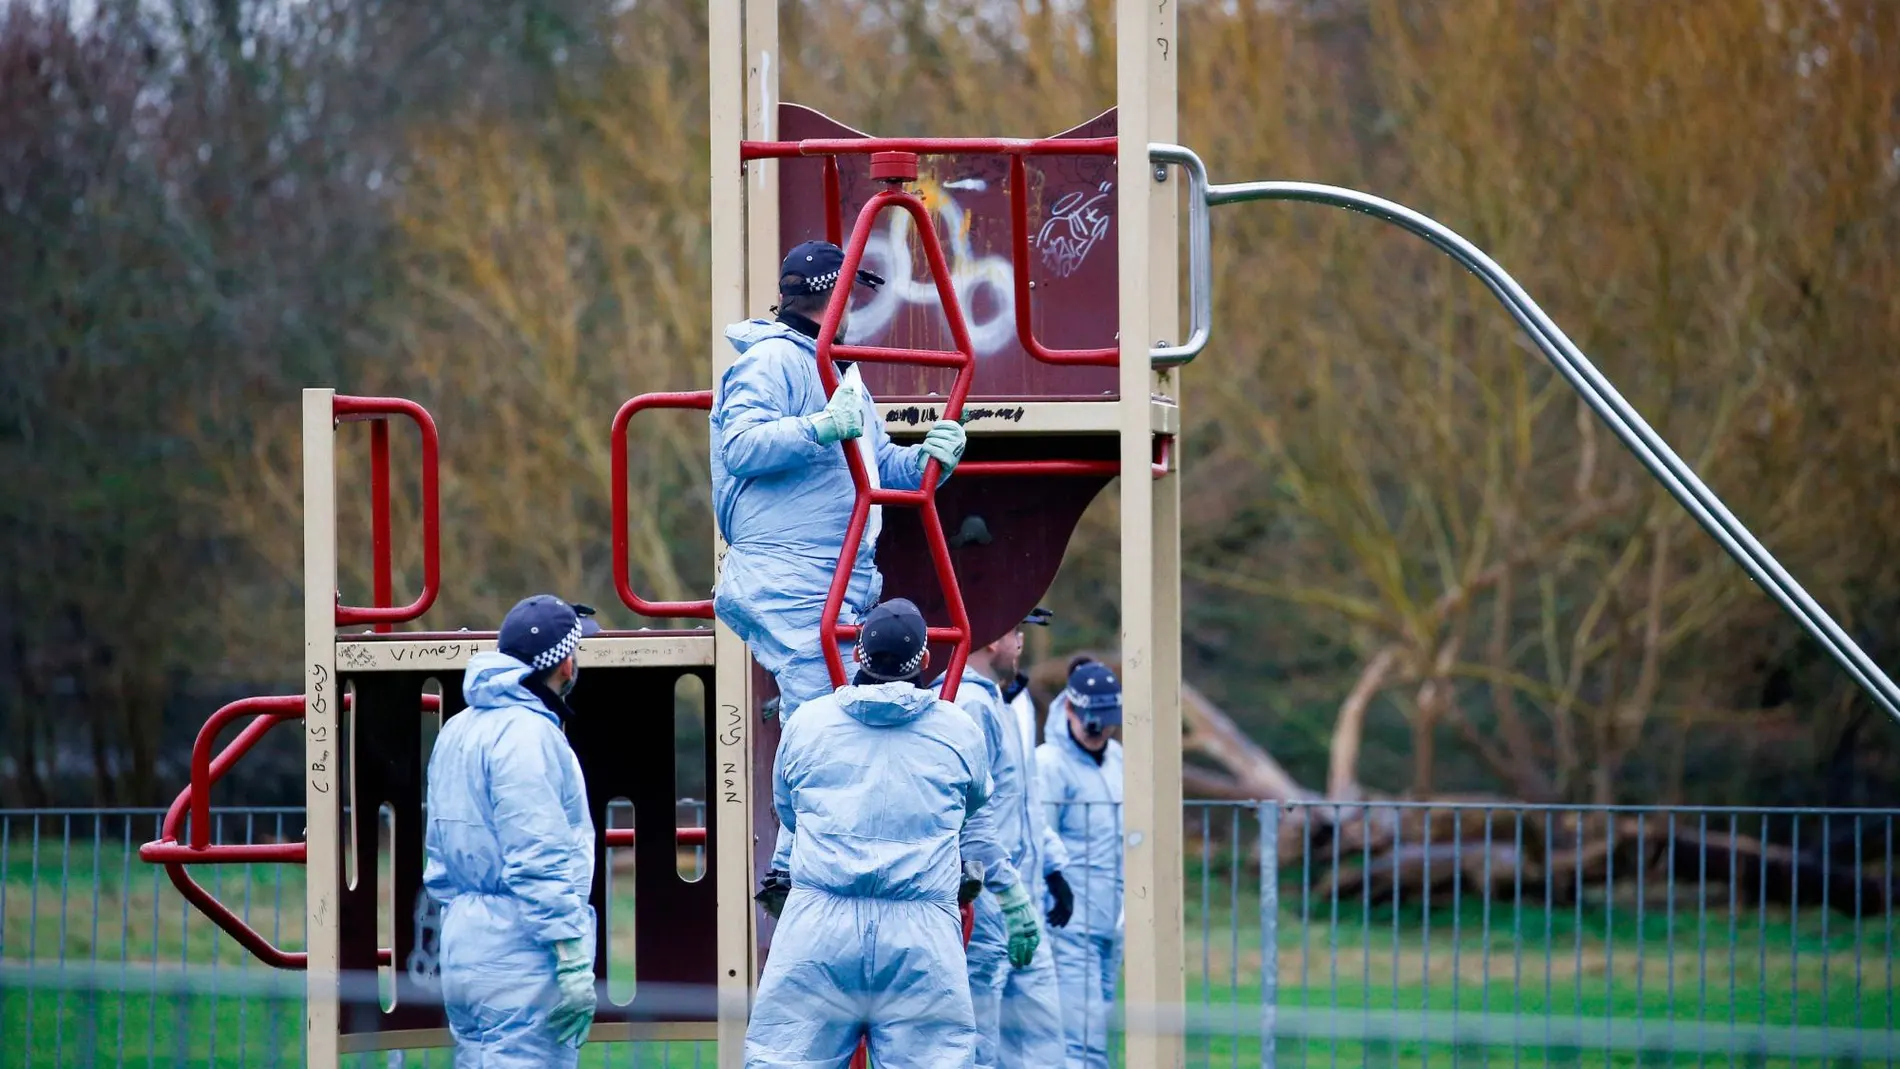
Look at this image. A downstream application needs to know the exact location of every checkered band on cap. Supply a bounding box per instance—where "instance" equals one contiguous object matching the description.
[860,642,927,682]
[793,269,841,295]
[529,619,584,671]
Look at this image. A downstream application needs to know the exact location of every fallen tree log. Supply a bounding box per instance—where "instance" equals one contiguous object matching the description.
[1028,651,1891,916]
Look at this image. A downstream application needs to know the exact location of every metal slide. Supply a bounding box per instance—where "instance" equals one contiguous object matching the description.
[1147,142,1900,726]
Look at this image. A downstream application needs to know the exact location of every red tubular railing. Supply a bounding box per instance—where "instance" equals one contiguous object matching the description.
[744,135,1124,370]
[602,827,708,848]
[369,419,394,633]
[823,156,844,245]
[956,434,1174,480]
[145,692,709,969]
[333,395,441,627]
[815,168,980,702]
[740,137,1117,160]
[140,695,311,968]
[611,391,718,620]
[1009,155,1120,366]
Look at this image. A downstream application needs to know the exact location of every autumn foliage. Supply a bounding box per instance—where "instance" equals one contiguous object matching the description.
[3,0,1898,807]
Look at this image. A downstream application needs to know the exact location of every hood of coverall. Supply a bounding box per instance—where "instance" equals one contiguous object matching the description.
[835,680,940,727]
[725,316,818,358]
[461,650,561,726]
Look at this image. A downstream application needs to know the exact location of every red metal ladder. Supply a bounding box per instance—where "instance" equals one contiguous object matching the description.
[813,150,980,1069]
[810,149,980,705]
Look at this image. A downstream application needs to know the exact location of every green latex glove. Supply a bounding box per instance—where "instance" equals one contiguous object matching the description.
[919,420,966,473]
[548,937,597,1048]
[808,379,864,445]
[996,881,1041,969]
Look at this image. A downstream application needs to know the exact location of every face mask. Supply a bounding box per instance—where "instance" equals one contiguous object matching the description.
[558,665,579,699]
[1081,714,1107,738]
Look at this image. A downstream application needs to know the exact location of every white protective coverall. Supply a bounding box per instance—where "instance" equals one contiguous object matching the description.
[711,318,933,719]
[1037,694,1125,1069]
[933,667,1067,1069]
[423,651,597,1069]
[745,679,1016,1069]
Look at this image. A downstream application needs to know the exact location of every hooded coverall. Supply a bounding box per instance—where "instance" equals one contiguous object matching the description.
[1037,694,1125,1069]
[744,680,1013,1069]
[932,667,1067,1069]
[712,316,941,875]
[711,317,933,719]
[423,651,597,1069]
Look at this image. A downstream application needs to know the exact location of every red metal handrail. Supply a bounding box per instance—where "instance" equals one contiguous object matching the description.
[1009,155,1120,367]
[956,434,1174,480]
[740,136,1117,160]
[370,419,394,633]
[748,135,1124,370]
[140,696,311,968]
[602,827,708,848]
[611,391,718,620]
[815,165,979,702]
[823,156,844,245]
[145,692,711,970]
[333,395,442,627]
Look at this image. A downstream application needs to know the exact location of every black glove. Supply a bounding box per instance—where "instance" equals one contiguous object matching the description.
[755,869,792,919]
[1044,871,1074,929]
[957,859,985,906]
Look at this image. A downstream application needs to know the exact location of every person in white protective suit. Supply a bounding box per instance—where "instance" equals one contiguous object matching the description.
[932,613,1074,1069]
[711,239,969,903]
[1037,657,1126,1069]
[745,597,1040,1069]
[423,595,603,1068]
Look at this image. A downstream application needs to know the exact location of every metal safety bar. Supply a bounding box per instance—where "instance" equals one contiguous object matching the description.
[1008,156,1119,366]
[611,391,719,620]
[1147,141,1900,726]
[332,395,442,628]
[141,692,710,969]
[740,136,1118,159]
[1147,145,1214,366]
[139,695,312,968]
[608,391,1172,631]
[750,134,1198,367]
[958,434,1174,480]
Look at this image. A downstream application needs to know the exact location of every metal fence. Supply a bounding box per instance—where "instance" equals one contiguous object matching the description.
[0,804,711,1069]
[3,802,1896,1067]
[1188,801,1899,1069]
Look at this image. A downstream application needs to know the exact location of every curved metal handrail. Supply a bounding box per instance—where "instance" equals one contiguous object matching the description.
[1148,141,1900,725]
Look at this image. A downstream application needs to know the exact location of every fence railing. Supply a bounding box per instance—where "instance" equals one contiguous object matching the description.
[0,804,710,1069]
[1187,800,1898,1069]
[3,802,1895,1068]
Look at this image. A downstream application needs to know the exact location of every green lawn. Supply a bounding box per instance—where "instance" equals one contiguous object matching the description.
[4,828,1895,1068]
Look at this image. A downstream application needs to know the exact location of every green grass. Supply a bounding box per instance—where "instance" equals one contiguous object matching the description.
[4,832,1895,1068]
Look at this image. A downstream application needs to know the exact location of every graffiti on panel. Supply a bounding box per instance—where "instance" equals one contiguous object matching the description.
[849,176,1019,357]
[1035,181,1113,279]
[407,888,443,987]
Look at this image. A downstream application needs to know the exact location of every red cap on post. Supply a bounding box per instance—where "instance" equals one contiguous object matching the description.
[869,150,919,183]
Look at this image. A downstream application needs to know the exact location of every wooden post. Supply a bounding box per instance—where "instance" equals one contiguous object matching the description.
[709,2,756,1066]
[303,388,342,1069]
[1116,0,1186,1061]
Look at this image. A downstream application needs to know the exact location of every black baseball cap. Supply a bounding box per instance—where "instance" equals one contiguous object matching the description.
[1063,660,1123,727]
[498,595,601,672]
[780,240,886,297]
[856,598,929,682]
